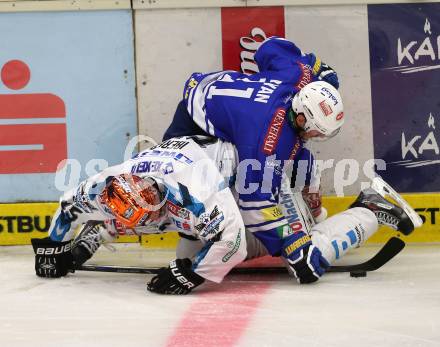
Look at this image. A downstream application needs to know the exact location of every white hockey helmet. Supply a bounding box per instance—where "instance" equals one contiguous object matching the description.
[291,81,344,140]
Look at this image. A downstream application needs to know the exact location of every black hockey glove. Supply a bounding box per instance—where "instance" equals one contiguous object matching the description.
[310,53,339,89]
[147,258,205,295]
[31,237,74,278]
[282,231,330,284]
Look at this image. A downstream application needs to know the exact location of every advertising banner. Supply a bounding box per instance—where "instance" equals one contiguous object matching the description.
[0,10,137,202]
[0,59,67,174]
[0,202,57,245]
[0,202,138,245]
[369,3,440,192]
[2,192,439,246]
[324,194,440,243]
[221,6,284,73]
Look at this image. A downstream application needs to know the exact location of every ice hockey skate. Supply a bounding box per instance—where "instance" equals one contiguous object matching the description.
[350,176,423,235]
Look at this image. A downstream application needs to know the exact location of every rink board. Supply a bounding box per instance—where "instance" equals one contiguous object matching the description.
[0,202,138,245]
[0,10,137,202]
[1,193,439,246]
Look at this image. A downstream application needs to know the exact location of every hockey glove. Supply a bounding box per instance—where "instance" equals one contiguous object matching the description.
[31,237,74,278]
[310,54,339,89]
[147,258,205,295]
[282,231,329,284]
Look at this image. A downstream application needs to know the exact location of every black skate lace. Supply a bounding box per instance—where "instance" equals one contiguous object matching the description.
[375,211,399,229]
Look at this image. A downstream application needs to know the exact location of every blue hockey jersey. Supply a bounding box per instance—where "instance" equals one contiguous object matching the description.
[182,37,321,255]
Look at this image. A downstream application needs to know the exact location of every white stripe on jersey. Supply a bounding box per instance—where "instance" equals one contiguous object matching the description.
[238,199,275,208]
[188,71,225,135]
[207,119,215,135]
[246,218,287,233]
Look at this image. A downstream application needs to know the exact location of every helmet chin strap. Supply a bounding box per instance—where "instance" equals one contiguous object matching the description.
[287,108,301,130]
[288,108,311,142]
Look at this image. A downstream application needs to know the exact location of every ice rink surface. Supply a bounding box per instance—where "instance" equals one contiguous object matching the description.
[1,243,439,347]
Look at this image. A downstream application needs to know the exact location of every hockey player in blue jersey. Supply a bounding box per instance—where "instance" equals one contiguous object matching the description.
[162,37,344,283]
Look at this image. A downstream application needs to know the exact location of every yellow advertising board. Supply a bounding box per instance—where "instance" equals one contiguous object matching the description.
[323,193,440,244]
[1,193,439,246]
[0,203,138,245]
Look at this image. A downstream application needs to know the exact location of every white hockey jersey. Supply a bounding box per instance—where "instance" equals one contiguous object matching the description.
[48,136,245,283]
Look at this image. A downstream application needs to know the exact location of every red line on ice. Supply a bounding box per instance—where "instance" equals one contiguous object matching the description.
[165,278,272,347]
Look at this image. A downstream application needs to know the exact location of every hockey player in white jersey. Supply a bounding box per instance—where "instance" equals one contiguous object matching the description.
[32,136,246,294]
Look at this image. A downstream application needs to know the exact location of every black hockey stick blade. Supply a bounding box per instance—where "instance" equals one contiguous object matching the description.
[77,237,405,275]
[326,236,406,273]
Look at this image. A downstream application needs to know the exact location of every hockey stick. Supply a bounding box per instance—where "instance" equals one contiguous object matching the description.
[326,236,405,273]
[77,237,405,275]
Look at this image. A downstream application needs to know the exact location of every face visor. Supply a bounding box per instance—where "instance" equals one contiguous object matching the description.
[99,174,163,228]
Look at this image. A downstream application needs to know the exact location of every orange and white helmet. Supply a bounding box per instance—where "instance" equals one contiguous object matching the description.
[99,174,164,228]
[292,81,344,140]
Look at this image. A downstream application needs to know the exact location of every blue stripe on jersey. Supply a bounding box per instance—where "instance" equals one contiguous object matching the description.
[49,215,72,241]
[192,241,214,270]
[165,185,205,217]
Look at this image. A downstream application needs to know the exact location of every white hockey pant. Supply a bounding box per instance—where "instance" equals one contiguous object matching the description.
[243,207,379,265]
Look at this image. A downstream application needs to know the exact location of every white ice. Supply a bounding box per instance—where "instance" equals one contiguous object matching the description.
[1,243,439,347]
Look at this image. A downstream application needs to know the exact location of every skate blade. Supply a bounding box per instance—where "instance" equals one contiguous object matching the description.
[371,176,423,228]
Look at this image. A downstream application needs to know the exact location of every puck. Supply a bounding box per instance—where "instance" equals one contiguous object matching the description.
[350,271,367,278]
